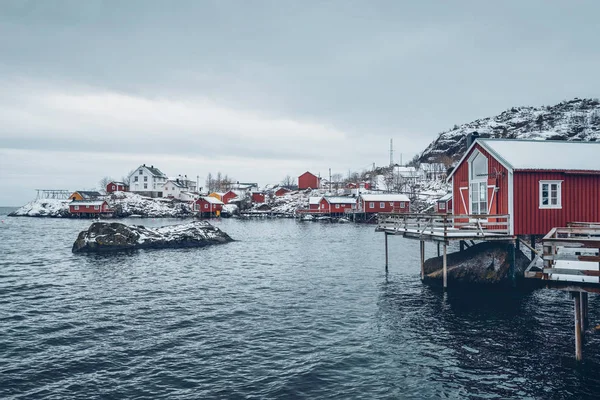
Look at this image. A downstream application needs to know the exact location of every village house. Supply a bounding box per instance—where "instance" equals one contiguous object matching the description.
[195,196,224,217]
[251,192,266,203]
[318,197,357,215]
[209,190,238,204]
[435,193,453,214]
[128,164,168,198]
[298,171,320,190]
[275,187,291,197]
[420,163,448,180]
[308,196,322,210]
[106,182,129,194]
[163,178,199,202]
[69,200,112,218]
[448,138,600,236]
[68,191,103,201]
[358,194,410,214]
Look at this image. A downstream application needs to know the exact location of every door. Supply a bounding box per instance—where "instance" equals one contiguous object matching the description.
[469,181,488,215]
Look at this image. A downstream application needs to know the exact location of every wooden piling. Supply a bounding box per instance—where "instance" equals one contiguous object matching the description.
[580,292,589,332]
[384,233,389,272]
[443,242,448,289]
[437,242,440,257]
[420,240,425,280]
[573,292,583,361]
[530,235,536,261]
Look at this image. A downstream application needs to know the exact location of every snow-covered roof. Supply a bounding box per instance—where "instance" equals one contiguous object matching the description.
[308,196,322,205]
[438,193,452,202]
[200,196,224,205]
[72,191,103,199]
[70,200,106,206]
[324,197,357,204]
[359,194,410,202]
[479,139,600,171]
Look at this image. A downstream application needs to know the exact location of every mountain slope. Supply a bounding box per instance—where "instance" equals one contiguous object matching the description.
[419,98,600,163]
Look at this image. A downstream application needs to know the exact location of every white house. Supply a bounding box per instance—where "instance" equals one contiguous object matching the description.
[163,177,199,202]
[128,164,168,198]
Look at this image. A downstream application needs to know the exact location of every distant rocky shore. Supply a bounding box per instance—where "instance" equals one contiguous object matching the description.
[72,221,233,253]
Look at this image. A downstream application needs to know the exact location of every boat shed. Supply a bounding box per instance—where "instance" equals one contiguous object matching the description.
[447,138,600,236]
[319,197,356,215]
[358,194,410,214]
[435,193,453,214]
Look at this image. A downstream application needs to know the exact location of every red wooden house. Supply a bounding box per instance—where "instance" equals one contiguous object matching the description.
[358,194,410,213]
[308,196,322,210]
[69,200,112,217]
[447,138,600,236]
[106,181,129,193]
[275,188,291,197]
[195,196,224,217]
[318,197,357,215]
[221,190,238,204]
[298,172,320,190]
[436,193,453,214]
[251,192,266,203]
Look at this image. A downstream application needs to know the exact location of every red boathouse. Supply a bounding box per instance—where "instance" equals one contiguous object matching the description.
[448,138,600,236]
[251,192,266,203]
[318,197,357,215]
[195,196,224,217]
[106,181,129,193]
[358,194,410,213]
[69,200,112,217]
[298,172,320,190]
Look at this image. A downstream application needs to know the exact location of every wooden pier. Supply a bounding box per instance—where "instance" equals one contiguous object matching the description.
[377,212,516,288]
[525,223,600,361]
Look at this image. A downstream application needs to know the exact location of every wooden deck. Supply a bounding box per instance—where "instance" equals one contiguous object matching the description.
[376,213,513,242]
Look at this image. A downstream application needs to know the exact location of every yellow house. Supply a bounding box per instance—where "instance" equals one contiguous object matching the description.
[208,192,225,201]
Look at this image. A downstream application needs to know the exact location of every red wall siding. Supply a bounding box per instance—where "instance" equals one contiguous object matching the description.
[513,172,600,235]
[298,173,319,189]
[452,144,509,216]
[252,193,265,203]
[275,188,290,196]
[70,202,110,214]
[195,199,223,212]
[106,183,128,193]
[360,200,409,213]
[222,192,237,204]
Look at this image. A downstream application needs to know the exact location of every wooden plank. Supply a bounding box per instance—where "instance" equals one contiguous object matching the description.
[574,293,583,361]
[542,268,600,277]
[543,254,600,262]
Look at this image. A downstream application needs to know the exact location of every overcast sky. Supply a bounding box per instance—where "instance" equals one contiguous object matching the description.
[1,0,599,205]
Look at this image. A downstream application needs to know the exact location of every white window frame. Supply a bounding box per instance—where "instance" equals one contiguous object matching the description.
[204,203,209,209]
[111,185,115,190]
[144,183,148,189]
[439,202,446,210]
[400,202,405,209]
[335,204,340,209]
[369,202,375,209]
[94,205,99,210]
[379,202,385,208]
[468,150,488,216]
[539,180,562,209]
[74,205,79,211]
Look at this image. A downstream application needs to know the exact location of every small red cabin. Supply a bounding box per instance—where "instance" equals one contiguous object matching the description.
[221,191,238,204]
[308,196,322,210]
[358,194,410,213]
[318,197,357,214]
[275,188,291,197]
[298,172,320,190]
[69,200,111,217]
[106,181,129,193]
[436,193,453,214]
[251,192,266,203]
[195,196,224,216]
[448,138,600,236]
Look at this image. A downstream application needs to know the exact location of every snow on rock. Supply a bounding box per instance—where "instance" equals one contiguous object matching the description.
[9,199,70,217]
[420,98,600,163]
[110,192,193,218]
[72,220,233,253]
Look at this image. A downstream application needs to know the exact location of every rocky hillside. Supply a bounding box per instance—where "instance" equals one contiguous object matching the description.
[419,98,600,163]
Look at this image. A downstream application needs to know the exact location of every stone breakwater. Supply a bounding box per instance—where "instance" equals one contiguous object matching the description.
[72,221,233,253]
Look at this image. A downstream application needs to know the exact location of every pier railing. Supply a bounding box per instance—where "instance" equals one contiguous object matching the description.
[541,225,600,285]
[377,213,511,238]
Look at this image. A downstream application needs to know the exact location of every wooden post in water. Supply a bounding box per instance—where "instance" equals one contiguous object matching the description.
[420,240,425,280]
[581,292,589,332]
[530,235,536,261]
[443,242,448,289]
[384,233,389,273]
[573,292,583,361]
[437,242,440,257]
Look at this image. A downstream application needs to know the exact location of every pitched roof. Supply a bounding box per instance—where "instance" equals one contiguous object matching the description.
[299,171,318,178]
[74,191,103,199]
[108,181,127,186]
[324,197,357,204]
[199,196,224,205]
[359,194,410,202]
[70,200,107,206]
[308,196,322,205]
[478,139,600,172]
[438,193,452,202]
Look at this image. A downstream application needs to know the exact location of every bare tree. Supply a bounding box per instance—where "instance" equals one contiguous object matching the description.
[98,176,114,191]
[281,175,295,188]
[206,172,213,192]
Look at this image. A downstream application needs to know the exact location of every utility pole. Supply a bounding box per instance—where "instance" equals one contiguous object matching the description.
[390,138,394,166]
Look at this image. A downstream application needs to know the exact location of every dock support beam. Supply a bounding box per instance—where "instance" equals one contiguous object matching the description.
[437,242,440,257]
[530,235,536,261]
[420,240,425,280]
[508,241,516,286]
[384,233,389,273]
[573,292,583,361]
[459,240,465,252]
[580,292,589,332]
[443,242,448,289]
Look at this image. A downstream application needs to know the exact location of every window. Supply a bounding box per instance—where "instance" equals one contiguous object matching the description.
[111,185,115,190]
[539,181,562,209]
[380,202,385,208]
[389,202,394,206]
[469,150,488,215]
[144,183,148,189]
[144,176,148,182]
[369,202,374,209]
[321,204,325,209]
[400,202,405,209]
[139,169,143,175]
[134,176,138,182]
[94,205,99,210]
[335,204,340,209]
[204,204,208,209]
[439,202,446,210]
[74,205,79,210]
